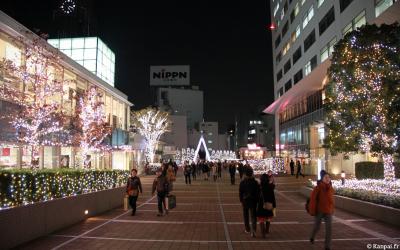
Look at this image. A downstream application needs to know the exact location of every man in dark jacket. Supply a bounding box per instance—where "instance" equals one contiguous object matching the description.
[239,168,260,237]
[290,159,295,175]
[229,162,236,185]
[152,169,169,216]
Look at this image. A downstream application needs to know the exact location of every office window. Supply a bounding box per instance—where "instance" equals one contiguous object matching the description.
[318,0,325,7]
[5,43,21,67]
[282,41,291,56]
[282,21,289,37]
[284,79,292,92]
[305,55,317,76]
[276,51,282,64]
[208,140,213,144]
[320,37,337,62]
[304,29,316,52]
[283,59,292,74]
[319,7,335,35]
[342,10,366,36]
[376,0,396,17]
[275,35,282,48]
[273,2,280,17]
[290,3,300,23]
[293,69,303,84]
[303,5,314,29]
[278,87,284,97]
[291,25,301,43]
[284,60,291,74]
[340,0,354,12]
[277,69,283,81]
[293,46,302,64]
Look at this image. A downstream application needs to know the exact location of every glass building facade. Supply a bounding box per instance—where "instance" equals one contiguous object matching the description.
[48,37,115,86]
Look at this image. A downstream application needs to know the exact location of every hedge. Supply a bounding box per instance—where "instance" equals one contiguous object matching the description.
[0,169,129,209]
[355,161,400,179]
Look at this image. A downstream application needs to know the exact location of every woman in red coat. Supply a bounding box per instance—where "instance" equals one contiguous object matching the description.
[309,172,334,250]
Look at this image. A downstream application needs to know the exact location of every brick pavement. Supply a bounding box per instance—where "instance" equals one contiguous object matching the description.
[15,170,400,250]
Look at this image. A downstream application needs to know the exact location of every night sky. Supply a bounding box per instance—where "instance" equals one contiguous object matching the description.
[0,0,274,131]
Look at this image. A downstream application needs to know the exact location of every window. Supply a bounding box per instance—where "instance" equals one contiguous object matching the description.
[276,51,282,64]
[285,79,292,92]
[278,87,284,97]
[376,0,396,17]
[303,5,314,29]
[304,55,317,76]
[273,2,280,17]
[284,60,291,74]
[277,70,283,81]
[5,43,21,67]
[340,0,354,12]
[319,7,335,35]
[282,41,291,56]
[208,140,213,144]
[293,69,303,84]
[282,21,289,37]
[320,37,336,62]
[208,132,213,136]
[318,0,325,7]
[293,46,302,64]
[342,10,366,35]
[275,35,282,48]
[291,25,301,43]
[290,3,300,23]
[304,29,316,52]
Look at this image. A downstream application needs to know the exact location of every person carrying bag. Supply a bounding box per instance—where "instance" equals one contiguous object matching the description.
[126,169,143,216]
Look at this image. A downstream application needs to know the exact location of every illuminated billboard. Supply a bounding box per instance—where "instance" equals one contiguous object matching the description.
[48,37,115,86]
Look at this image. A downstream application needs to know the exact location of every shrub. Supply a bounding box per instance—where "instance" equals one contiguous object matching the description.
[0,169,129,209]
[355,161,400,179]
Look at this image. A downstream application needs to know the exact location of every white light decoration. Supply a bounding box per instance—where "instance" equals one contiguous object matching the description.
[131,108,170,163]
[78,86,111,168]
[248,158,285,175]
[193,135,211,162]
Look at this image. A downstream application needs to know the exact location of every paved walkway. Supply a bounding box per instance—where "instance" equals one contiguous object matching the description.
[16,171,400,250]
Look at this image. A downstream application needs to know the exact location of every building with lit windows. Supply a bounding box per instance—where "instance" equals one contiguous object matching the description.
[264,0,400,175]
[0,10,134,170]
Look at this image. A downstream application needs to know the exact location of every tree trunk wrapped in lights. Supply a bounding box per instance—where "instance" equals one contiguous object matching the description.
[325,24,400,181]
[130,107,170,163]
[0,37,70,168]
[76,86,111,168]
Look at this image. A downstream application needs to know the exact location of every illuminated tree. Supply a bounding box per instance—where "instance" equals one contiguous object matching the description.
[325,24,400,181]
[77,86,111,168]
[0,38,69,167]
[131,107,170,163]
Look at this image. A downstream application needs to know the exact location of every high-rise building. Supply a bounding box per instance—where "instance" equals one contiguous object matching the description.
[156,86,203,129]
[264,0,400,175]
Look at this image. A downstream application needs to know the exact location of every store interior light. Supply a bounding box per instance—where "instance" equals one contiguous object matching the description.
[84,210,89,215]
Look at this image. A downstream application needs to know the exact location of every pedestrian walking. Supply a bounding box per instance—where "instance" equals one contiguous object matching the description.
[238,162,244,179]
[212,162,218,182]
[309,172,334,250]
[229,162,236,185]
[126,169,143,216]
[239,168,260,237]
[166,165,176,191]
[217,161,222,179]
[184,161,192,185]
[296,160,305,178]
[257,173,275,238]
[191,161,197,180]
[152,169,169,216]
[290,159,295,176]
[201,161,209,180]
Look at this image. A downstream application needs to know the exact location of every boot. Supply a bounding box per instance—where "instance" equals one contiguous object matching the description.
[265,221,270,234]
[260,222,266,238]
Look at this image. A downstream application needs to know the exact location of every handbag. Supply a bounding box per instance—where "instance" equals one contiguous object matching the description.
[263,202,273,210]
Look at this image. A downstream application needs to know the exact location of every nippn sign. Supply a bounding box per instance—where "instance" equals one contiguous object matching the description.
[150,65,190,86]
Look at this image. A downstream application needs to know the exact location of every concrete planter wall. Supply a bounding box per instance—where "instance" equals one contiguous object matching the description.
[300,186,400,227]
[0,186,125,249]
